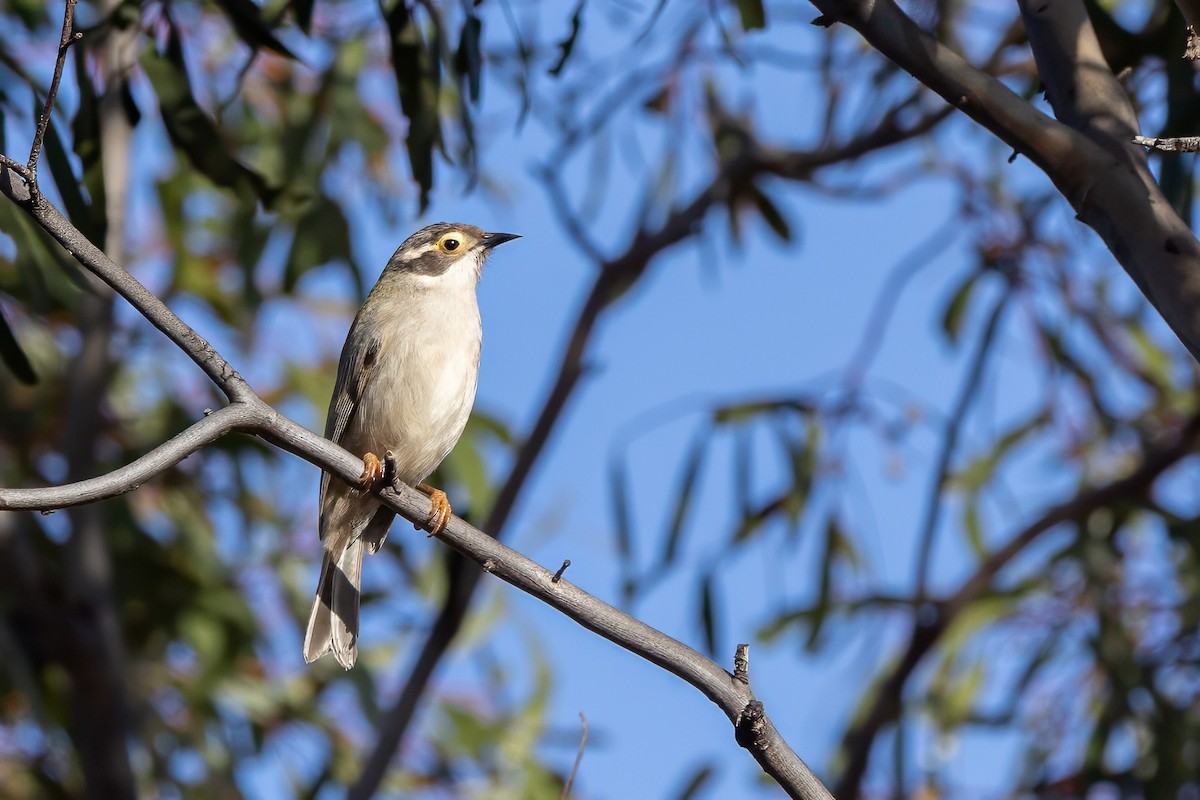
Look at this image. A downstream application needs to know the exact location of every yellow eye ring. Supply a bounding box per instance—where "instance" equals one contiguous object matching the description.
[438,233,463,253]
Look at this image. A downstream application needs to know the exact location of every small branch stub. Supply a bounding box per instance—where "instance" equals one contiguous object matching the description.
[552,559,571,583]
[735,699,767,751]
[734,643,750,685]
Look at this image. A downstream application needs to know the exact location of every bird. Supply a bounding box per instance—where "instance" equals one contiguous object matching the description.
[304,222,519,669]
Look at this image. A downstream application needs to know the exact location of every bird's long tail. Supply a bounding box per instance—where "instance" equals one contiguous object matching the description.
[303,538,364,669]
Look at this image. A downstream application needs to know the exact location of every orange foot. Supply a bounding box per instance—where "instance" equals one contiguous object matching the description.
[415,482,452,536]
[357,452,384,490]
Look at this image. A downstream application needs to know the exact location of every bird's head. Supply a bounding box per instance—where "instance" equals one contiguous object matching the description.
[383,223,520,284]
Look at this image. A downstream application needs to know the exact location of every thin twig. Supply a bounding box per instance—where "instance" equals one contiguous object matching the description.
[914,284,1010,597]
[559,712,588,800]
[27,0,81,199]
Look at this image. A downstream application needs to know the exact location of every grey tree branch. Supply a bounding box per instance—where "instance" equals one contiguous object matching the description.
[0,404,255,511]
[810,0,1200,366]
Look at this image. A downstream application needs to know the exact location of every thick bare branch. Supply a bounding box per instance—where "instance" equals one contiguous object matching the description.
[810,0,1200,366]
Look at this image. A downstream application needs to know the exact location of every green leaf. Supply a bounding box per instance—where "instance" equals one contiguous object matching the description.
[608,454,636,601]
[292,0,315,33]
[0,304,36,384]
[660,431,707,567]
[940,270,978,344]
[454,13,483,102]
[735,0,766,30]
[673,764,716,800]
[441,424,493,520]
[213,0,299,59]
[550,1,584,76]
[699,572,720,656]
[141,22,276,205]
[749,184,791,241]
[385,0,441,211]
[806,515,841,650]
[284,195,352,290]
[71,46,108,239]
[40,97,103,243]
[962,503,986,560]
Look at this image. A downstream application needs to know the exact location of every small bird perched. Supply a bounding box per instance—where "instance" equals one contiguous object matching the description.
[304,222,519,669]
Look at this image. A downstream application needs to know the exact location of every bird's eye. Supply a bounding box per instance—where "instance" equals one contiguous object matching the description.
[442,237,461,252]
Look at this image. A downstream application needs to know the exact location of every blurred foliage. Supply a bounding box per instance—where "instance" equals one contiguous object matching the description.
[1,0,1199,798]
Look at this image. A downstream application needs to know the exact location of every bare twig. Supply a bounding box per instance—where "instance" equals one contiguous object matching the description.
[27,0,81,200]
[914,286,1010,597]
[552,558,572,583]
[559,712,588,800]
[733,643,750,685]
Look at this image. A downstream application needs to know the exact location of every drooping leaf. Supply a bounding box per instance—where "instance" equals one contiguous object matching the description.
[749,184,791,242]
[699,572,719,656]
[549,1,584,76]
[284,195,352,290]
[940,269,979,344]
[70,45,107,239]
[213,0,299,59]
[659,431,708,568]
[805,514,842,650]
[141,22,276,205]
[673,764,716,800]
[292,0,315,34]
[0,304,36,384]
[385,0,441,210]
[454,13,483,102]
[39,96,102,243]
[735,0,766,30]
[608,453,636,601]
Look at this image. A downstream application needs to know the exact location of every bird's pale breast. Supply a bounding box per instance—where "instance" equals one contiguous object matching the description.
[346,283,482,486]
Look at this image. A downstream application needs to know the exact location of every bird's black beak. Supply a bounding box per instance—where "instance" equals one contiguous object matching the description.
[481,231,521,249]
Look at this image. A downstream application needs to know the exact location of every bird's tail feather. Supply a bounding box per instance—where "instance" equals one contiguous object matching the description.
[303,538,364,669]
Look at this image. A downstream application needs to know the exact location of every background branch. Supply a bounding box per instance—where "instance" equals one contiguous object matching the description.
[833,413,1200,797]
[810,0,1200,364]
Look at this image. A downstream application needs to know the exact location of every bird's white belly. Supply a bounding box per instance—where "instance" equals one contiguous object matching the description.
[350,294,481,485]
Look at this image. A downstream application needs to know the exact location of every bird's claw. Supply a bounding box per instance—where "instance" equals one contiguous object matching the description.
[357,452,384,490]
[416,483,452,536]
